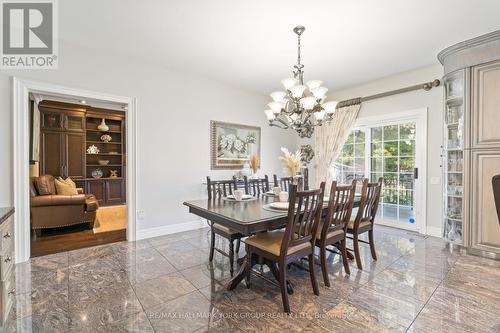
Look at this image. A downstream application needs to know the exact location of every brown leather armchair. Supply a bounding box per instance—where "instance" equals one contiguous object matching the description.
[30,175,99,235]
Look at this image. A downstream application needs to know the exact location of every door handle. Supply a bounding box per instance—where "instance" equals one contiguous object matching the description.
[414,168,419,179]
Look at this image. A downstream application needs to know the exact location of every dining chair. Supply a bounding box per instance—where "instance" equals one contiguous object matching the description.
[346,178,383,270]
[243,175,270,196]
[244,182,326,313]
[493,174,500,225]
[206,176,243,276]
[273,174,293,191]
[316,180,356,286]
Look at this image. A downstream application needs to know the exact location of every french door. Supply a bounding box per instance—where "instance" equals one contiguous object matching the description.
[333,110,427,232]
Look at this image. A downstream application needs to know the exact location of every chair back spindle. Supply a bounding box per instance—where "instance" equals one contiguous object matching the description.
[273,174,293,192]
[243,175,270,196]
[323,180,357,238]
[353,178,383,230]
[206,176,238,200]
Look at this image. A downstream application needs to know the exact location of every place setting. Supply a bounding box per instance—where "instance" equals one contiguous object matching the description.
[222,189,257,202]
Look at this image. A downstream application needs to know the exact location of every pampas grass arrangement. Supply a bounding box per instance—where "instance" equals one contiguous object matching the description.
[279,147,303,176]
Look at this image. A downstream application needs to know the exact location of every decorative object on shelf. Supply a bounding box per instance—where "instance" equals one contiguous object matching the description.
[87,145,100,154]
[264,26,338,138]
[98,160,110,166]
[97,118,109,131]
[100,134,112,143]
[300,144,314,164]
[249,155,259,177]
[210,120,261,169]
[108,151,119,155]
[91,169,103,179]
[279,147,303,176]
[241,161,252,177]
[110,170,119,178]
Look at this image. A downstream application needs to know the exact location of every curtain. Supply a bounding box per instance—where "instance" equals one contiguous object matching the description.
[313,103,361,187]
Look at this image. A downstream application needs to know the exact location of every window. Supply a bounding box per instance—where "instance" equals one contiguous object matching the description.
[331,129,366,184]
[331,122,417,226]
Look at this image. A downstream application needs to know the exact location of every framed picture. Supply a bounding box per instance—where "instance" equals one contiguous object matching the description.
[210,121,261,170]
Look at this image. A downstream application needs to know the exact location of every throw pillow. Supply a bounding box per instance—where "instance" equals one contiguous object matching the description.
[54,178,78,195]
[35,177,53,195]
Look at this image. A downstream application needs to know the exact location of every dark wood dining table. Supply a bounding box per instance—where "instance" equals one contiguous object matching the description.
[184,194,361,291]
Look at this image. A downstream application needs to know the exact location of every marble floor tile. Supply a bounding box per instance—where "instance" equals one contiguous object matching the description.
[134,271,197,309]
[6,225,500,333]
[145,290,217,333]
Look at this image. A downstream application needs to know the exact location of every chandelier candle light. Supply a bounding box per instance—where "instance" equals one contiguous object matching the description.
[264,26,338,138]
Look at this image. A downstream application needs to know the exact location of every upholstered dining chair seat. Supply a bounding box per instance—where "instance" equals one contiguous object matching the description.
[245,231,311,256]
[347,219,371,231]
[213,223,240,235]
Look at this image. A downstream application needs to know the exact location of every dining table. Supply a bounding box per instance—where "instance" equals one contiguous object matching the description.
[183,194,361,292]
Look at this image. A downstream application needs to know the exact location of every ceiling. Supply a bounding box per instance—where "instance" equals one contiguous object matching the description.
[60,0,500,94]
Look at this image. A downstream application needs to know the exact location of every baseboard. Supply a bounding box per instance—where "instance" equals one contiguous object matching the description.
[136,219,206,240]
[425,226,442,238]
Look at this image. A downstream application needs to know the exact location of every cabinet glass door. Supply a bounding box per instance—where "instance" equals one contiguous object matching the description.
[443,70,465,244]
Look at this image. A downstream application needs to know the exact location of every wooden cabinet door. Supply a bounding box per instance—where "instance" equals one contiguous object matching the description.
[472,61,500,148]
[105,179,125,206]
[64,112,85,132]
[40,131,63,177]
[470,150,500,255]
[87,180,105,206]
[41,111,63,130]
[64,133,85,179]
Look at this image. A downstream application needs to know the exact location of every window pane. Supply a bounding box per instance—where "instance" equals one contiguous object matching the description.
[343,144,353,156]
[384,157,398,172]
[383,189,398,204]
[383,204,397,220]
[371,172,383,183]
[384,125,398,141]
[383,173,398,188]
[356,130,366,143]
[355,158,365,173]
[371,142,383,157]
[355,144,365,158]
[344,157,353,167]
[384,141,398,157]
[371,158,383,172]
[400,140,415,156]
[400,157,414,173]
[399,190,414,206]
[400,123,416,141]
[371,127,382,142]
[399,174,414,191]
[345,132,354,144]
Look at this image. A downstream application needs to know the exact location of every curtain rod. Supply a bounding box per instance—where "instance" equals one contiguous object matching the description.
[336,79,441,108]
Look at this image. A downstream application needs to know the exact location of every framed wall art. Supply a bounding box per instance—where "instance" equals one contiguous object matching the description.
[210,120,261,170]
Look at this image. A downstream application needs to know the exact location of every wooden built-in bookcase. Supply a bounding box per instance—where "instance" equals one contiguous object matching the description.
[38,101,126,206]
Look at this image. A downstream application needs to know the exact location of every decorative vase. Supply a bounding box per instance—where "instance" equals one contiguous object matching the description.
[91,169,103,179]
[97,119,109,131]
[241,161,252,177]
[292,172,304,191]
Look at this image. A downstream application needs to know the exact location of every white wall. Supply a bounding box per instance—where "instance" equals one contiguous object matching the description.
[326,64,444,234]
[0,42,297,233]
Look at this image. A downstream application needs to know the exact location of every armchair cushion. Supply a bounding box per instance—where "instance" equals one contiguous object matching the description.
[31,194,86,207]
[55,178,78,195]
[34,175,56,195]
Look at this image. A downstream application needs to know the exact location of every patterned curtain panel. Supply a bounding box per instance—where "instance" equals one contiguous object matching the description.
[313,103,361,187]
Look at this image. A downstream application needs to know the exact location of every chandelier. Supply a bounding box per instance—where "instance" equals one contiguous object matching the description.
[264,26,338,138]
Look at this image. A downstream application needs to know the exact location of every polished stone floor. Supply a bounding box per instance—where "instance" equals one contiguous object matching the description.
[5,225,500,332]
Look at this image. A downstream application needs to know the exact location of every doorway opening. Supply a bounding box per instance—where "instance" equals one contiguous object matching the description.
[13,79,137,262]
